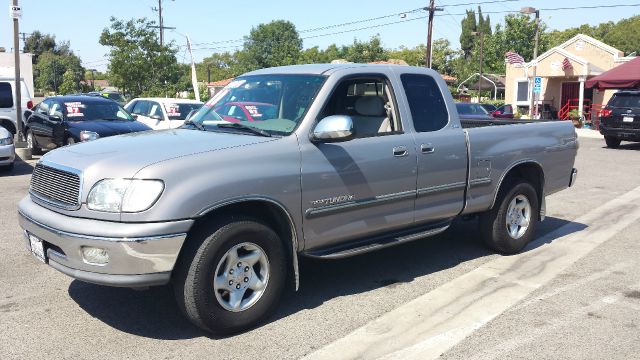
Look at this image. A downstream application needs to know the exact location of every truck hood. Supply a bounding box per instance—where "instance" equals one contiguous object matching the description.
[41,129,278,179]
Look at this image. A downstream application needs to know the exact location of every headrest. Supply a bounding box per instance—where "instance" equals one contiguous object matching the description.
[355,96,385,116]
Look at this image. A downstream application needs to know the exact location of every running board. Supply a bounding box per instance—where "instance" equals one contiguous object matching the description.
[303,222,451,260]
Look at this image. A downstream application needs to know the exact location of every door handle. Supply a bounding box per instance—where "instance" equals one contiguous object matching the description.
[421,143,435,154]
[393,146,408,157]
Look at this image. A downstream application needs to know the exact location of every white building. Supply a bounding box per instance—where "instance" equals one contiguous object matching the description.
[0,52,34,97]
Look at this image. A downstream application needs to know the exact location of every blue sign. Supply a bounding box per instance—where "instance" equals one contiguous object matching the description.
[533,76,542,94]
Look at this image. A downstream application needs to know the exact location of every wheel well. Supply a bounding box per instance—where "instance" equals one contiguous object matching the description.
[494,162,544,209]
[183,200,297,282]
[0,119,16,135]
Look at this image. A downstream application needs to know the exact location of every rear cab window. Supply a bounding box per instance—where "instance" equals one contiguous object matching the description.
[400,74,449,132]
[608,94,640,108]
[0,82,13,108]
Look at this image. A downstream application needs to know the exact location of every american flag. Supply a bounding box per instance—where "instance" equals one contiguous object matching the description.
[505,51,525,64]
[562,57,573,70]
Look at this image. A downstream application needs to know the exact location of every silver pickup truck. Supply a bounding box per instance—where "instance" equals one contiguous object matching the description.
[18,64,578,334]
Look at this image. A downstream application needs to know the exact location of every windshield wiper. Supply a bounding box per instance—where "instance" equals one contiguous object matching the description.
[217,122,272,137]
[182,119,206,131]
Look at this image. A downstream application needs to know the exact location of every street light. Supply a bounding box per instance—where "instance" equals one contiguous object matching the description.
[472,31,484,103]
[521,6,540,118]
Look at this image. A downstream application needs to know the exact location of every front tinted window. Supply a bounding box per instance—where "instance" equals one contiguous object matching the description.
[0,82,12,108]
[609,94,640,108]
[63,101,133,121]
[400,74,448,132]
[149,102,163,118]
[131,100,150,115]
[191,75,326,135]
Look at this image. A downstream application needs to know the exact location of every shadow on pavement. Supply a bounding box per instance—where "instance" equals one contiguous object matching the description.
[602,142,640,151]
[67,215,585,340]
[0,157,34,177]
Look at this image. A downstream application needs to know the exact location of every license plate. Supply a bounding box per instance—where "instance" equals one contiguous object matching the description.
[623,116,634,122]
[29,234,46,263]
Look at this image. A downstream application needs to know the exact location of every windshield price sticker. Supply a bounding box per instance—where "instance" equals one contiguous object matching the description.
[65,102,85,117]
[166,104,181,117]
[245,105,263,118]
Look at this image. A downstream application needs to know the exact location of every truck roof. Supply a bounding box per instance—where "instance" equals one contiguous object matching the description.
[244,63,422,76]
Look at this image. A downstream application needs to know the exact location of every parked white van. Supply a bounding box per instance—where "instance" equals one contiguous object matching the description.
[0,77,33,136]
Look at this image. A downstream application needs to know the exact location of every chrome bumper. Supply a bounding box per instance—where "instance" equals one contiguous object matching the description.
[18,196,193,287]
[569,168,578,187]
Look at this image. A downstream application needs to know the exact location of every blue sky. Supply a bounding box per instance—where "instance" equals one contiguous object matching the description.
[2,0,639,71]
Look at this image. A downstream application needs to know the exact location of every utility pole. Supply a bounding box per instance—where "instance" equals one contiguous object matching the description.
[19,32,29,47]
[424,0,443,68]
[473,31,484,102]
[151,0,175,47]
[11,0,30,158]
[521,7,540,119]
[207,64,211,84]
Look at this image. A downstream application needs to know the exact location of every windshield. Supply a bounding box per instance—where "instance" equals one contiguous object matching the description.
[64,101,134,121]
[189,74,326,135]
[456,103,489,115]
[164,102,203,120]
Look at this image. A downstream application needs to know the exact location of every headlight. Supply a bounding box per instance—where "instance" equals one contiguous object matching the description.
[80,131,100,142]
[0,137,13,145]
[87,179,164,212]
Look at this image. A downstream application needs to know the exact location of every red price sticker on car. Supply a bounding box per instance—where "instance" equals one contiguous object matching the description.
[64,102,85,117]
[166,104,181,117]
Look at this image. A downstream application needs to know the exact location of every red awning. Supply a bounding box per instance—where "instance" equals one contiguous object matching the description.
[586,57,640,90]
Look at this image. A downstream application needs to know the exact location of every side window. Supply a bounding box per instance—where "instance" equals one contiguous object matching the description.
[125,100,137,112]
[320,75,400,139]
[131,100,150,115]
[400,74,448,132]
[49,102,63,118]
[0,82,12,108]
[37,99,51,115]
[149,102,163,119]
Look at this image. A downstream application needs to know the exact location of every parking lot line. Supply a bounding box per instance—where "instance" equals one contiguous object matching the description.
[303,185,640,360]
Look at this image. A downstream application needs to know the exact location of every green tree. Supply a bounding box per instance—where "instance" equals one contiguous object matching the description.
[387,45,424,67]
[58,70,79,94]
[242,20,302,70]
[460,10,477,59]
[23,31,58,63]
[197,52,240,82]
[34,51,84,93]
[602,16,640,55]
[99,17,182,97]
[341,36,388,63]
[431,39,458,75]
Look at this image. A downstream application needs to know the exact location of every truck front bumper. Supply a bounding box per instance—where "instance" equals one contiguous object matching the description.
[18,196,194,287]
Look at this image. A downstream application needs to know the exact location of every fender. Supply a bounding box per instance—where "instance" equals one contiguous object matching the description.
[490,159,545,212]
[198,196,301,291]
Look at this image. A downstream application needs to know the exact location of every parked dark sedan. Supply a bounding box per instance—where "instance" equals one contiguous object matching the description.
[24,95,151,154]
[456,102,494,120]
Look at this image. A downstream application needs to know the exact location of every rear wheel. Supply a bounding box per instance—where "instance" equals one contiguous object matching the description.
[480,179,539,254]
[26,130,42,155]
[173,216,287,335]
[604,136,621,148]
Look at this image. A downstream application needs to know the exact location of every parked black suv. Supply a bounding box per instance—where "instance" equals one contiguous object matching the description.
[599,90,640,148]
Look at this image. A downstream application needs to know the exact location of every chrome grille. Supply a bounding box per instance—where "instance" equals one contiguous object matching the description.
[30,163,81,209]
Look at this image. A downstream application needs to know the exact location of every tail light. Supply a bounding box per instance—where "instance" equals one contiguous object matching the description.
[600,108,612,117]
[26,100,34,110]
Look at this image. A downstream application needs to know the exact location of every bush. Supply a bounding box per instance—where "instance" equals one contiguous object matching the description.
[483,99,505,107]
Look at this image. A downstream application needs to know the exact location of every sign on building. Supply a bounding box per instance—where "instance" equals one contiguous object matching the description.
[533,76,542,94]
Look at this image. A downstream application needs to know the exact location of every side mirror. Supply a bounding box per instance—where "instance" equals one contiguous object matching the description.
[131,114,138,120]
[49,115,63,122]
[151,114,163,121]
[312,115,354,142]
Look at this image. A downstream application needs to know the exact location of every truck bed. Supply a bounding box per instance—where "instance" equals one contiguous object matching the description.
[460,118,549,128]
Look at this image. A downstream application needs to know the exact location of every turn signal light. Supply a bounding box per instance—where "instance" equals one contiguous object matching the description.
[600,109,612,118]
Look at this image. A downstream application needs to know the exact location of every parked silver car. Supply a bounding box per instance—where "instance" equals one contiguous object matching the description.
[18,64,578,334]
[0,126,15,170]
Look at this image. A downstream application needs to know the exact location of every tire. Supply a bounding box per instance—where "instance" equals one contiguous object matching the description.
[604,136,621,149]
[480,179,539,254]
[66,137,76,145]
[26,130,42,155]
[173,216,287,335]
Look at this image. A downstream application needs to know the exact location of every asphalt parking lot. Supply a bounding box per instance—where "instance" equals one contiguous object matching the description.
[1,134,639,359]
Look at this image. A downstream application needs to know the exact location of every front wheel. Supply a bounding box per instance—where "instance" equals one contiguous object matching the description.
[480,179,539,254]
[173,216,287,335]
[604,136,621,148]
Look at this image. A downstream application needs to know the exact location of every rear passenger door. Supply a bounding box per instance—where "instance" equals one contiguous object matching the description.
[0,82,14,131]
[399,73,467,225]
[300,74,417,251]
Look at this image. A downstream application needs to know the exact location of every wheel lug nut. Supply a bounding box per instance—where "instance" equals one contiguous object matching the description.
[244,266,250,272]
[236,284,241,289]
[244,277,249,282]
[229,269,234,274]
[237,262,242,268]
[229,280,233,285]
